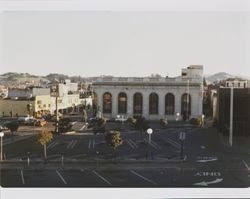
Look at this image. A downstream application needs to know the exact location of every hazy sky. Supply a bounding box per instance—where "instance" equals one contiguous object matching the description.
[1,11,250,77]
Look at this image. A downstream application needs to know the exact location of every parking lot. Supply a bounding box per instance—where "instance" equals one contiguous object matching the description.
[1,117,250,188]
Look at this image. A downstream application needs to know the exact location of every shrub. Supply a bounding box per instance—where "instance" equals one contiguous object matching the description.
[160,117,168,127]
[190,118,202,126]
[93,117,106,134]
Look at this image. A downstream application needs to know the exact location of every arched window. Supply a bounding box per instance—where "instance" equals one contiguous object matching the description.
[181,93,191,120]
[118,92,127,114]
[149,93,158,114]
[103,92,112,113]
[165,93,175,115]
[133,93,143,114]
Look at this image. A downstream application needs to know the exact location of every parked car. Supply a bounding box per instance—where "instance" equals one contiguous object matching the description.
[35,119,47,127]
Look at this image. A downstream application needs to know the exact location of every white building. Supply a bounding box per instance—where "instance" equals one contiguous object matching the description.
[225,78,248,88]
[92,65,204,121]
[8,87,50,99]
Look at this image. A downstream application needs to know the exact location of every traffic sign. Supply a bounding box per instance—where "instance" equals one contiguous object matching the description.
[179,132,186,140]
[50,85,59,97]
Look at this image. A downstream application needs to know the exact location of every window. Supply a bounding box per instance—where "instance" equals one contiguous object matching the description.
[118,92,127,114]
[133,93,143,114]
[149,93,158,114]
[103,92,112,113]
[37,100,42,104]
[165,93,175,115]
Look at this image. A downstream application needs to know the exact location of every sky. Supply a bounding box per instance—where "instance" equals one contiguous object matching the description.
[1,2,250,77]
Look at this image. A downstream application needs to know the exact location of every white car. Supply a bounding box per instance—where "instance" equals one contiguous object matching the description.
[115,115,127,122]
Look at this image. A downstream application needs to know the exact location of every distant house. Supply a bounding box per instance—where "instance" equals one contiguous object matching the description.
[225,78,248,88]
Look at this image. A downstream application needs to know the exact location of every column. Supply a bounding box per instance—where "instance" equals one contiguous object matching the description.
[143,91,149,119]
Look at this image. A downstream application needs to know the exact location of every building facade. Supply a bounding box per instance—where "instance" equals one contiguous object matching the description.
[225,78,248,88]
[218,88,250,136]
[92,65,204,120]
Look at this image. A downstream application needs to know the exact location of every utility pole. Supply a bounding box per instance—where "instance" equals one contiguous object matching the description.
[51,84,59,133]
[229,87,234,147]
[187,79,190,120]
[56,93,59,134]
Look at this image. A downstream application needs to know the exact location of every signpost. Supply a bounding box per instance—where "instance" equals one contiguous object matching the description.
[179,132,186,160]
[51,85,59,133]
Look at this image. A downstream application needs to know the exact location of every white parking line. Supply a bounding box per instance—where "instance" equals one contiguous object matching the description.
[47,141,58,149]
[129,139,138,148]
[143,138,159,150]
[71,140,78,149]
[56,170,67,184]
[67,140,74,149]
[130,170,157,186]
[20,170,25,185]
[164,137,180,149]
[92,170,112,185]
[243,160,250,171]
[80,124,86,131]
[88,139,91,149]
[151,140,161,149]
[126,139,134,149]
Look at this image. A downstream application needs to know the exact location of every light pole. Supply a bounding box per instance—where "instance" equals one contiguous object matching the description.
[176,112,180,121]
[187,79,190,121]
[0,132,4,161]
[50,84,59,133]
[179,132,186,160]
[147,128,153,144]
[229,87,234,146]
[61,152,64,168]
[27,151,30,167]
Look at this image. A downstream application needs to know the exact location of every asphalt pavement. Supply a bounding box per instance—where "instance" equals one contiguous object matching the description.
[1,119,250,188]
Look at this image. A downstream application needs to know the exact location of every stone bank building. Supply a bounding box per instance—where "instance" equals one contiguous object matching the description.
[92,65,204,121]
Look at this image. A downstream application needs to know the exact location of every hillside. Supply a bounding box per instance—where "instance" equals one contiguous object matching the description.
[205,72,250,84]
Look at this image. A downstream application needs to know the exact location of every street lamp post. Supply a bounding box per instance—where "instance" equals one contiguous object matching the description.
[61,152,64,168]
[27,152,30,167]
[176,112,180,121]
[147,128,153,144]
[0,132,4,161]
[187,80,190,121]
[229,87,234,147]
[179,132,186,160]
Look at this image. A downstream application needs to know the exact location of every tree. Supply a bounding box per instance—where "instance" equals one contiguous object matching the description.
[128,116,149,140]
[37,129,53,158]
[105,130,123,160]
[160,117,168,128]
[5,122,19,136]
[92,117,106,134]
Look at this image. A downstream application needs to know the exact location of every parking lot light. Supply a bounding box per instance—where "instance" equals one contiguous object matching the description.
[27,152,30,167]
[147,128,153,144]
[61,152,64,168]
[0,132,4,161]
